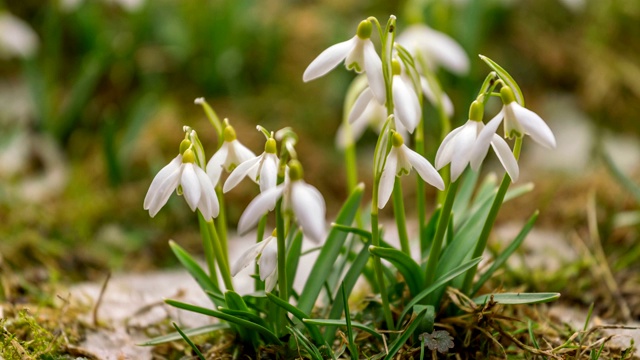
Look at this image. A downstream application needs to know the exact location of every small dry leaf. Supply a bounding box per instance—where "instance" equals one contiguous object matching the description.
[419,330,455,354]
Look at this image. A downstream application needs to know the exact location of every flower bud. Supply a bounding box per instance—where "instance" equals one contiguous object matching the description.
[391,131,404,147]
[468,100,484,122]
[179,139,192,155]
[264,138,277,154]
[356,20,373,39]
[182,149,196,163]
[391,59,401,76]
[288,160,304,181]
[223,125,237,142]
[500,86,516,105]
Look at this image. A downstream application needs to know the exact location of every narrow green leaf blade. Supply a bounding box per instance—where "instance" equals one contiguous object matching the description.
[139,323,229,346]
[384,307,428,360]
[169,240,224,307]
[303,319,382,339]
[479,55,525,106]
[265,293,324,344]
[473,292,560,305]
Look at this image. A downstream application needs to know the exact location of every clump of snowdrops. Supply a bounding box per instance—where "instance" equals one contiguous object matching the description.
[142,15,560,359]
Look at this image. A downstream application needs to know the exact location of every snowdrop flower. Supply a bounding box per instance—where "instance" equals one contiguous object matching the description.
[421,76,454,117]
[472,86,556,169]
[436,100,519,182]
[231,230,278,292]
[378,131,444,209]
[0,12,38,59]
[144,144,219,220]
[391,59,421,133]
[303,20,386,104]
[206,123,255,186]
[396,24,469,75]
[238,160,326,243]
[223,137,278,193]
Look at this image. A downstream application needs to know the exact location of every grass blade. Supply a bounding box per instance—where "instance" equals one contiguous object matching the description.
[383,307,428,360]
[369,245,423,297]
[172,322,206,360]
[169,240,224,307]
[472,292,560,305]
[139,323,229,346]
[303,319,382,339]
[265,293,324,344]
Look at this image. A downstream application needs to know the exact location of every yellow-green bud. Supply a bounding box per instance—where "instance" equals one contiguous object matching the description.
[271,229,277,237]
[223,125,237,142]
[264,138,277,154]
[391,59,401,76]
[356,20,372,39]
[179,139,192,155]
[391,131,404,147]
[288,160,304,181]
[469,100,484,122]
[500,86,516,105]
[182,149,196,163]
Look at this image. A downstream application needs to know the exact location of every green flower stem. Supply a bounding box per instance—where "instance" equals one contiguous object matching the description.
[461,137,522,294]
[215,186,229,267]
[424,180,459,288]
[370,209,395,331]
[344,139,359,195]
[414,116,428,257]
[392,180,411,256]
[255,215,267,292]
[205,217,234,291]
[275,199,288,302]
[197,213,218,288]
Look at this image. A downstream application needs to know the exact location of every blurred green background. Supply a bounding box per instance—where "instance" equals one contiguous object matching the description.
[1,0,639,285]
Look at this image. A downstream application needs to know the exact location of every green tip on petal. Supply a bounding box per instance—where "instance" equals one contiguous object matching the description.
[182,149,196,163]
[469,100,484,122]
[356,20,373,39]
[500,86,516,105]
[223,125,237,142]
[179,139,192,155]
[391,131,404,147]
[391,59,401,76]
[288,160,304,181]
[271,229,277,237]
[265,138,277,154]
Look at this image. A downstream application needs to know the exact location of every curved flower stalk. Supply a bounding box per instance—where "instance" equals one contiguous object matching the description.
[144,141,219,221]
[303,19,385,104]
[231,230,278,292]
[436,100,519,182]
[206,121,255,186]
[237,160,326,243]
[378,131,444,209]
[471,86,556,170]
[223,136,279,194]
[396,24,469,75]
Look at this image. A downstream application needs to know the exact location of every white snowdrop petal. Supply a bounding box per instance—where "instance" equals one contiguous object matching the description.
[490,134,520,182]
[226,140,255,171]
[148,165,182,217]
[405,145,445,190]
[291,182,327,242]
[230,239,270,276]
[363,40,386,104]
[470,110,504,171]
[181,164,201,211]
[258,239,278,281]
[196,166,219,220]
[511,104,556,149]
[223,156,260,193]
[449,123,477,182]
[423,28,470,75]
[392,79,419,133]
[435,126,464,169]
[265,268,278,292]
[144,155,181,210]
[238,185,284,235]
[349,87,374,124]
[377,150,398,209]
[259,154,278,193]
[303,37,356,82]
[206,144,228,185]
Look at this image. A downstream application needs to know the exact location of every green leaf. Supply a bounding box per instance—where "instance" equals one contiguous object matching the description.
[303,319,382,339]
[471,211,539,296]
[139,323,229,346]
[602,151,640,203]
[451,168,480,227]
[384,307,427,360]
[165,299,283,345]
[297,184,364,314]
[265,293,324,344]
[286,230,304,294]
[288,325,325,360]
[479,55,525,106]
[169,240,225,307]
[400,257,482,322]
[369,246,423,297]
[472,292,560,305]
[171,322,206,360]
[342,283,358,359]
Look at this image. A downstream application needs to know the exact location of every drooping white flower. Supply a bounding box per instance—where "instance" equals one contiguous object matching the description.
[144,146,219,220]
[471,86,556,169]
[436,101,519,182]
[303,20,385,104]
[223,137,278,193]
[231,230,278,292]
[0,12,38,59]
[421,76,454,117]
[378,132,444,209]
[206,124,255,186]
[391,59,421,133]
[237,161,326,243]
[396,24,469,75]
